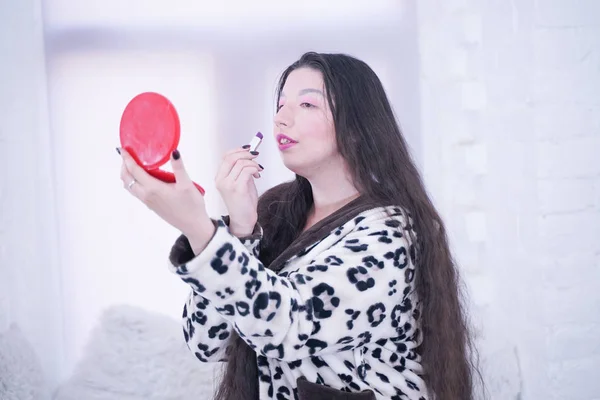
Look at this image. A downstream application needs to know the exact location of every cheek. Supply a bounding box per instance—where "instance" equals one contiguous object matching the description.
[301,114,336,148]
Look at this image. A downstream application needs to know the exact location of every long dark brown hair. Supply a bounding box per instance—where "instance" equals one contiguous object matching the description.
[214,52,482,400]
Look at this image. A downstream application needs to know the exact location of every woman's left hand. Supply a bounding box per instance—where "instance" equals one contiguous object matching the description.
[119,148,215,248]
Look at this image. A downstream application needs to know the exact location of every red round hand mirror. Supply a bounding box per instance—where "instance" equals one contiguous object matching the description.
[119,92,205,195]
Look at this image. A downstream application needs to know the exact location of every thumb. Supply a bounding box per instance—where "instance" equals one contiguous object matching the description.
[170,149,192,186]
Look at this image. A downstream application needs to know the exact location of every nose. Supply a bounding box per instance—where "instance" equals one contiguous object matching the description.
[274,106,292,128]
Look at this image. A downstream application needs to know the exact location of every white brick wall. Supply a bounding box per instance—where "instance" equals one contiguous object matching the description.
[538,179,596,213]
[418,0,600,399]
[538,137,600,179]
[535,1,600,397]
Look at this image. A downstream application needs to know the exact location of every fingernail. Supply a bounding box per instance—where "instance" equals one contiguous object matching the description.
[258,164,264,170]
[250,151,259,156]
[172,150,180,160]
[242,145,251,149]
[116,147,121,155]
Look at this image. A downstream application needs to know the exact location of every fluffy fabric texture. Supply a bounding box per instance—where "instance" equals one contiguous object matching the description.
[169,205,425,399]
[296,377,377,400]
[0,324,48,400]
[54,305,220,400]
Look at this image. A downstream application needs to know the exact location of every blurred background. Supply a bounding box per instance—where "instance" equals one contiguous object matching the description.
[1,0,599,399]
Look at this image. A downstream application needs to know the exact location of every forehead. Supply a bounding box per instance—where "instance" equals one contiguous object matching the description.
[281,67,325,95]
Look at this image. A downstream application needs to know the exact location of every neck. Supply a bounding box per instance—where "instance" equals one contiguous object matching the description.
[304,157,360,219]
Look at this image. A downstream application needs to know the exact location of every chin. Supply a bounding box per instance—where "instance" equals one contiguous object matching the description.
[279,154,306,175]
[281,159,304,176]
[282,159,323,180]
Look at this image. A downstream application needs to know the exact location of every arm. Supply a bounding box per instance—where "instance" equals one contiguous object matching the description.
[181,291,232,362]
[171,217,263,363]
[169,208,418,362]
[221,215,262,258]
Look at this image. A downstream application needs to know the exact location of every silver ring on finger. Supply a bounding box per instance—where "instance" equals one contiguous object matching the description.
[127,179,137,190]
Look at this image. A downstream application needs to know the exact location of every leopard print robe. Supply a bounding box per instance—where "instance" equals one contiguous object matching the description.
[168,201,428,400]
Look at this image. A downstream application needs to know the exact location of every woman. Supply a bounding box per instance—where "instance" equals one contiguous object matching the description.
[119,52,480,399]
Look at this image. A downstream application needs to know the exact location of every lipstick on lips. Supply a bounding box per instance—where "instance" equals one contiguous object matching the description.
[276,133,298,151]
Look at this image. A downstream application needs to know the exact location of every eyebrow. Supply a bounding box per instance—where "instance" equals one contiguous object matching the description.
[280,88,325,98]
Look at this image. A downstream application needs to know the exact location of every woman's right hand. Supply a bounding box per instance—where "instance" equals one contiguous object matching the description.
[215,146,263,237]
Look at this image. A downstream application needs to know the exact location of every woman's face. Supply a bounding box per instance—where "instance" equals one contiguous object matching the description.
[273,67,338,175]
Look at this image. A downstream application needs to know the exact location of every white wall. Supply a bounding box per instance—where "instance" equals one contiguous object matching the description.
[0,0,65,392]
[417,1,600,399]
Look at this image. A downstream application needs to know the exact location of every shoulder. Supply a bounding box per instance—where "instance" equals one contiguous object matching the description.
[320,206,417,269]
[330,205,417,249]
[351,205,414,231]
